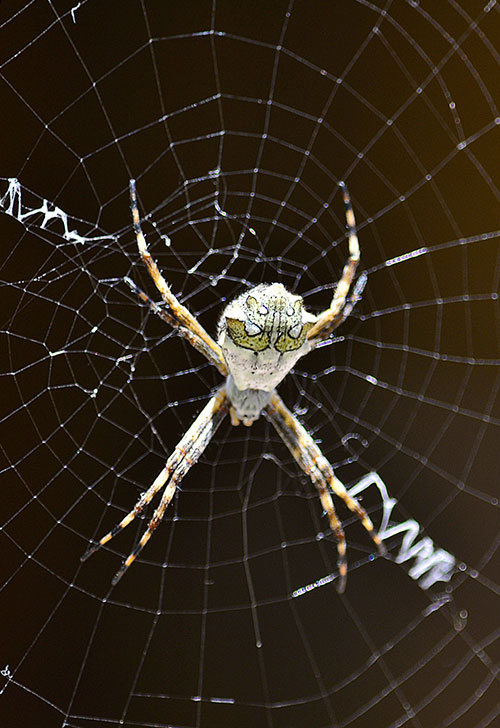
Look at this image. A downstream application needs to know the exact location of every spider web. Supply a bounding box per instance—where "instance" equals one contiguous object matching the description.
[1,1,499,727]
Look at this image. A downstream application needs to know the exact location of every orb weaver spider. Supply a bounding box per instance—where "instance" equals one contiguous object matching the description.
[81,179,386,592]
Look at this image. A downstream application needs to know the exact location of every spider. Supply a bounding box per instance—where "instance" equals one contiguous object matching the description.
[81,179,386,592]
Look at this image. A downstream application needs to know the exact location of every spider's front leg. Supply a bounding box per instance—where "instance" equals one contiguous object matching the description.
[81,387,229,584]
[265,392,386,593]
[306,182,363,344]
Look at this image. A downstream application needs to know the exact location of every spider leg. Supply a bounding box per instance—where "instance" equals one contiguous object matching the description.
[265,391,385,593]
[312,270,367,343]
[129,179,228,376]
[81,386,229,584]
[306,182,362,344]
[124,276,227,370]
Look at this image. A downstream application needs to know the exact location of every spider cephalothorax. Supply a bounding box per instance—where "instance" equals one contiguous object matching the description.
[81,180,386,591]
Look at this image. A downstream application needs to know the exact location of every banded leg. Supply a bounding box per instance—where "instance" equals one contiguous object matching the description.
[82,386,229,584]
[307,182,362,343]
[313,271,367,343]
[265,391,385,593]
[124,276,227,371]
[129,179,228,376]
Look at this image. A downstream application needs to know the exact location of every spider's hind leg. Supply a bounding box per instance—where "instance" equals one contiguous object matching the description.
[306,182,363,344]
[128,180,228,376]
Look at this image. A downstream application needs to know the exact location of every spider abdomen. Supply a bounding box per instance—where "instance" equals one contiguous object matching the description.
[218,282,315,392]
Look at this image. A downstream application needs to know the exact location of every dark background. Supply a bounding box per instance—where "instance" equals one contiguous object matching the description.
[1,1,499,727]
